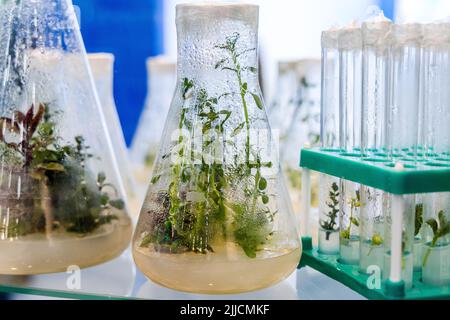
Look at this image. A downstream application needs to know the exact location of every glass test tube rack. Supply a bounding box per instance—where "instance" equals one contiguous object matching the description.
[298,147,450,299]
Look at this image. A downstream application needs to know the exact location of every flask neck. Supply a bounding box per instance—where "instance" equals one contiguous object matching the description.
[89,55,115,103]
[147,69,176,98]
[176,9,259,92]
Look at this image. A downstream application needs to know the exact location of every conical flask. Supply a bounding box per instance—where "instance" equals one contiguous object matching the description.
[0,0,132,274]
[130,56,176,196]
[88,53,138,213]
[132,3,301,294]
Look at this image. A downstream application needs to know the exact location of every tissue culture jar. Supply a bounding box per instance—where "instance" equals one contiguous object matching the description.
[132,3,301,294]
[0,0,132,274]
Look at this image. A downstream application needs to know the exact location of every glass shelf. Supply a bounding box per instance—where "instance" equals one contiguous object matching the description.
[0,248,364,300]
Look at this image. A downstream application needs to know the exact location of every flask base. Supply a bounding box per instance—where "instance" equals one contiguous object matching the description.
[133,242,301,294]
[0,217,132,275]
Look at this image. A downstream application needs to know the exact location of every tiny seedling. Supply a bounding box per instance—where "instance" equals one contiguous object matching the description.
[367,234,383,256]
[341,190,361,241]
[423,210,450,267]
[320,182,339,240]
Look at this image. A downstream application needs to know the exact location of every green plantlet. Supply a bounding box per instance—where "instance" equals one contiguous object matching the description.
[341,190,361,240]
[422,210,450,267]
[320,182,339,240]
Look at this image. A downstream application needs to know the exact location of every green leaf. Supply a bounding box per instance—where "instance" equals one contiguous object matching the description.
[243,246,257,258]
[109,199,125,210]
[100,193,109,206]
[350,217,359,227]
[251,93,263,110]
[258,177,267,191]
[140,234,153,248]
[97,172,106,184]
[341,229,350,239]
[182,78,194,99]
[331,182,339,192]
[300,76,310,88]
[215,58,227,70]
[231,122,245,137]
[97,214,118,225]
[414,204,423,236]
[202,121,212,134]
[151,175,161,184]
[438,210,447,228]
[426,218,438,236]
[37,162,65,172]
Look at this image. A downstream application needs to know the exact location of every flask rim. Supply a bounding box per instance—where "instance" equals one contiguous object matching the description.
[176,2,259,23]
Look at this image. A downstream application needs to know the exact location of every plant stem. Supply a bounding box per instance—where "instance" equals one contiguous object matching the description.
[422,237,438,268]
[232,52,251,169]
[346,205,354,239]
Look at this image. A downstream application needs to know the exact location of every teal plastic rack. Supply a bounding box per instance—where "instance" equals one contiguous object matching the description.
[299,237,450,300]
[300,148,450,195]
[297,148,450,300]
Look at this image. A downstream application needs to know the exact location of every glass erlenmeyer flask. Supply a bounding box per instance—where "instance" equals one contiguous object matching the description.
[0,0,132,274]
[130,56,176,197]
[88,53,138,214]
[318,27,341,255]
[132,3,301,294]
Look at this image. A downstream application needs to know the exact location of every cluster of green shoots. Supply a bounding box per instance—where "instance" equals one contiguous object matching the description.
[320,182,339,240]
[0,104,124,237]
[414,203,450,267]
[341,190,361,241]
[141,33,274,258]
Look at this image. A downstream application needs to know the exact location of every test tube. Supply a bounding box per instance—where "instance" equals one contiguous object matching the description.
[387,23,423,282]
[318,28,341,255]
[337,23,363,265]
[421,22,450,286]
[358,15,392,273]
[361,15,392,159]
[386,23,423,162]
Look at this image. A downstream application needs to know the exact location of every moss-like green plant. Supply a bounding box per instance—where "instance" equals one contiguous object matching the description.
[423,210,450,267]
[0,104,124,238]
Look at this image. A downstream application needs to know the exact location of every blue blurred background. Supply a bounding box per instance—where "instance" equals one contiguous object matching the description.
[74,0,164,145]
